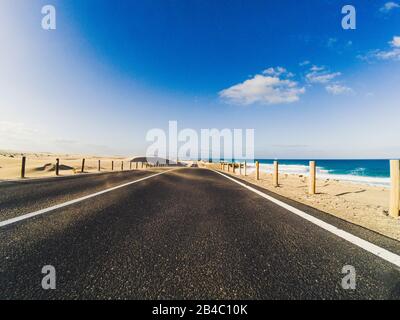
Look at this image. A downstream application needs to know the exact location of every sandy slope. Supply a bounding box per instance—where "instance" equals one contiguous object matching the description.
[0,151,138,180]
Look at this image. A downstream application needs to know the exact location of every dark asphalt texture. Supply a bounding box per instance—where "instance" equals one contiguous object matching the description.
[0,169,167,221]
[0,168,399,299]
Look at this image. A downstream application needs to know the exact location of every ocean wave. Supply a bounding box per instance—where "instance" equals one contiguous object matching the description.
[246,163,309,174]
[349,167,367,176]
[243,163,390,187]
[317,173,390,187]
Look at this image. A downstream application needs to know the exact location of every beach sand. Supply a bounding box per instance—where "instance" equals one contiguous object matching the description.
[200,162,400,241]
[0,151,140,180]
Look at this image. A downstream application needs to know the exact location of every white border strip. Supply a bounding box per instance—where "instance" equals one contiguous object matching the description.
[0,169,176,228]
[213,170,400,268]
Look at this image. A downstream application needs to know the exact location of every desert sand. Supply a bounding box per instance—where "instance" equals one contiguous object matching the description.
[200,162,400,241]
[0,151,141,180]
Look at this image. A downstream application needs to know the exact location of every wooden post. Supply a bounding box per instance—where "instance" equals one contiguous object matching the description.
[141,162,144,169]
[130,162,132,170]
[256,161,259,180]
[81,158,85,173]
[233,162,236,174]
[56,158,60,176]
[98,160,101,172]
[273,161,279,187]
[309,161,316,195]
[136,162,138,170]
[390,160,400,217]
[121,162,124,171]
[244,161,247,176]
[112,161,114,171]
[21,156,26,178]
[227,163,230,172]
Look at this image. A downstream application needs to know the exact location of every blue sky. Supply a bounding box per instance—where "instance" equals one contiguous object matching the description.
[1,0,400,158]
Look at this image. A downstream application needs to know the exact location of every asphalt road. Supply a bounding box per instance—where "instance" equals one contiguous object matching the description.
[0,168,399,299]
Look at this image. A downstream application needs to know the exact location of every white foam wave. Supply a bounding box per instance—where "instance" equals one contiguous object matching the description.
[243,163,390,187]
[317,173,390,187]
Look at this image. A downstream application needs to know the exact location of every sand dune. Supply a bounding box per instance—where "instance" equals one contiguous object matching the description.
[0,151,136,180]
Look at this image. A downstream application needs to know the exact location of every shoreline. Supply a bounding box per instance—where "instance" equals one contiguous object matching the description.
[246,168,391,188]
[244,161,391,188]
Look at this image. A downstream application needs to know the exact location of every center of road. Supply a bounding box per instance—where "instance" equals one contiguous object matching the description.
[0,169,177,229]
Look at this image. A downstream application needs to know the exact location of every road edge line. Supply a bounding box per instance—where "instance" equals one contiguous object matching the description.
[212,169,400,268]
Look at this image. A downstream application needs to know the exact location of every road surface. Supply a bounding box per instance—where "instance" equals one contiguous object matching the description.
[0,168,399,299]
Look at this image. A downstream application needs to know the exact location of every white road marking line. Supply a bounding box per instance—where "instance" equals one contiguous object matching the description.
[213,170,400,268]
[0,169,176,228]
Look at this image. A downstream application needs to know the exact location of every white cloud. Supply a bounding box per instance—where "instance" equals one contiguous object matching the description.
[310,73,341,83]
[0,121,117,155]
[0,121,41,138]
[220,63,353,105]
[360,36,400,61]
[219,68,305,106]
[299,60,310,67]
[263,66,287,76]
[262,66,295,78]
[325,84,354,95]
[375,49,400,60]
[305,65,353,95]
[380,2,400,12]
[306,66,341,84]
[310,65,324,72]
[327,37,337,47]
[390,36,400,47]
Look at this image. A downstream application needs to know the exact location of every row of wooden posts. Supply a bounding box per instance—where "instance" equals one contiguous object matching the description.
[19,157,162,178]
[220,160,298,189]
[220,160,400,218]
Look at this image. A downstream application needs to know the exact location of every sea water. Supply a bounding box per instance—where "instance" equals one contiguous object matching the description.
[236,159,393,187]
